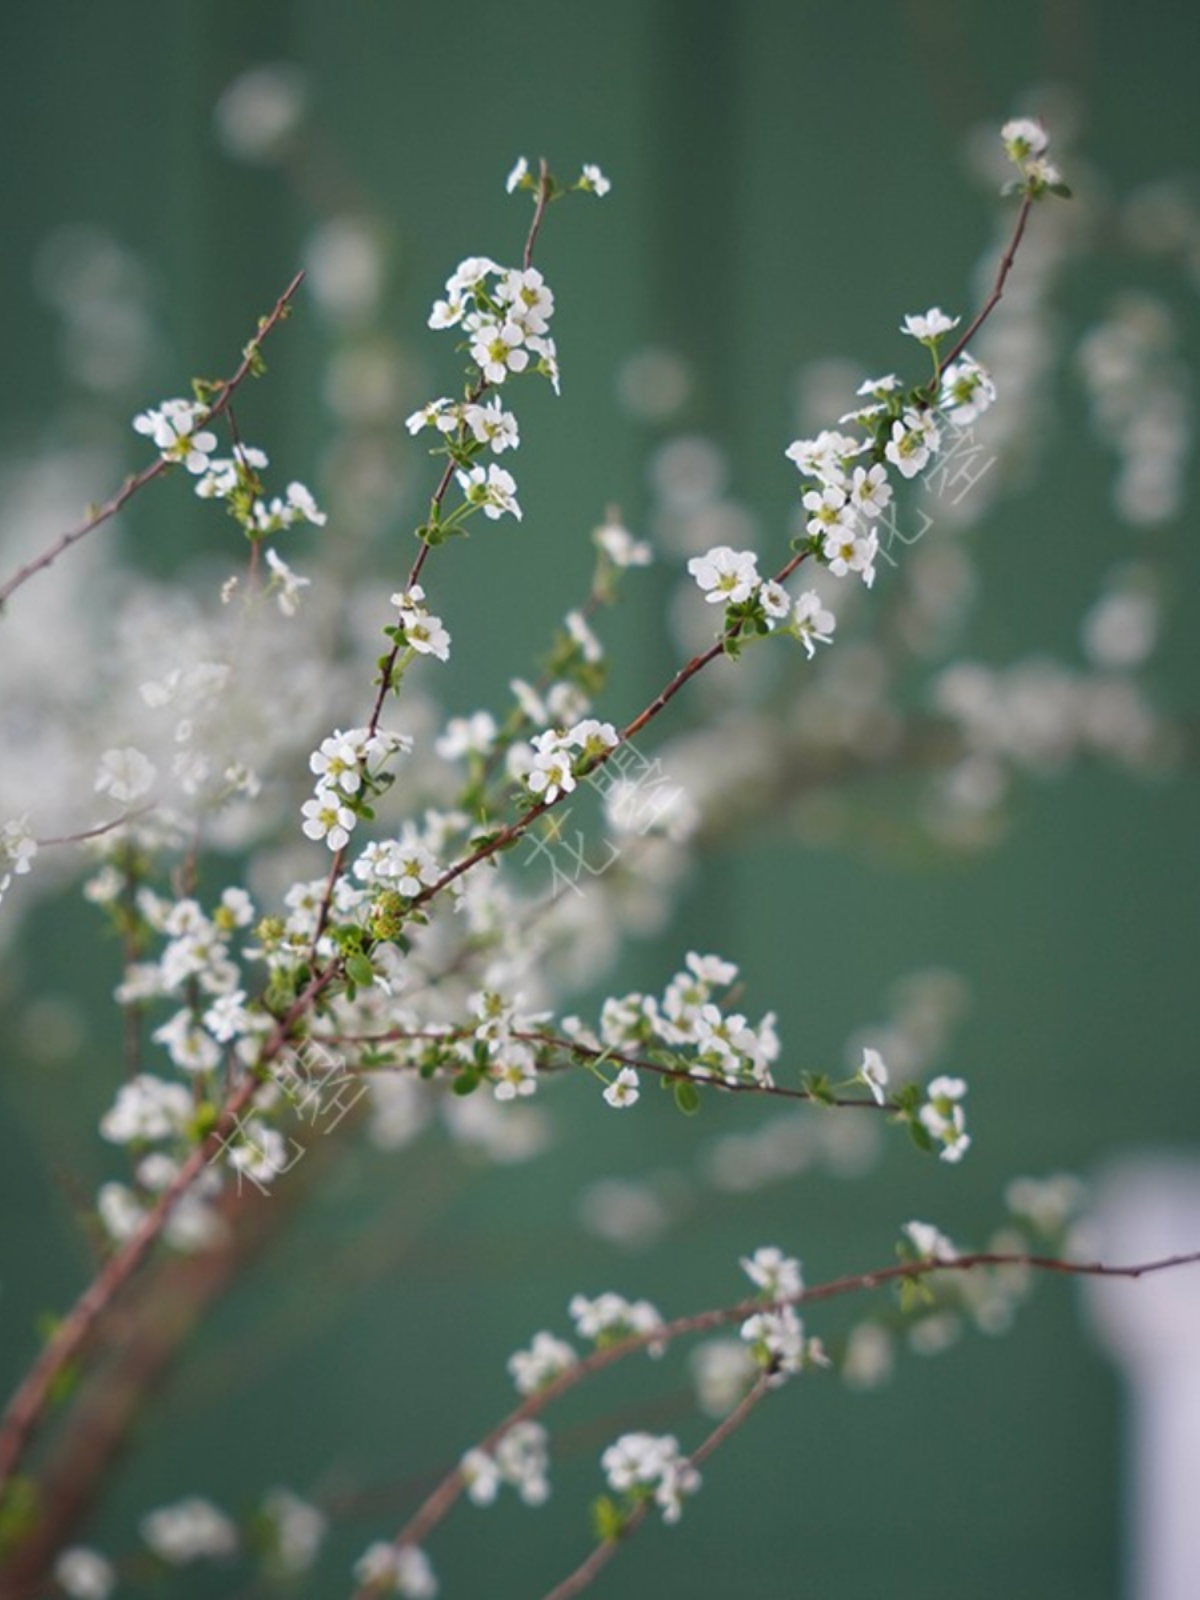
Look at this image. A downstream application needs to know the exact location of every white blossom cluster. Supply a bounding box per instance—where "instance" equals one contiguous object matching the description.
[737,1245,819,1383]
[134,406,326,549]
[353,1540,438,1598]
[566,950,781,1106]
[301,725,414,852]
[600,1431,701,1525]
[461,1421,551,1507]
[0,814,36,907]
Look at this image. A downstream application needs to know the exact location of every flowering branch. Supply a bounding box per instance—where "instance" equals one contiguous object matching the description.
[0,962,336,1496]
[536,1375,773,1600]
[356,1243,1200,1599]
[0,270,305,612]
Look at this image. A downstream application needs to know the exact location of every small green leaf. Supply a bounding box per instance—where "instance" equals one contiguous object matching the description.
[590,1494,626,1543]
[673,1078,701,1116]
[345,951,375,988]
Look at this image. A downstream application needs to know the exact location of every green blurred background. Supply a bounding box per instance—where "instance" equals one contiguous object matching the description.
[1,2,1198,1596]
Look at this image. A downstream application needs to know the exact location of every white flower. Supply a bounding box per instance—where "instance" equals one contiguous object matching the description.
[435,712,497,760]
[740,1304,805,1379]
[823,525,879,588]
[461,1448,502,1505]
[901,307,960,342]
[566,717,619,759]
[802,484,855,542]
[100,1074,193,1144]
[1001,117,1049,165]
[791,591,836,658]
[508,1329,578,1394]
[849,463,893,519]
[262,1488,327,1576]
[919,1075,971,1163]
[885,409,941,479]
[603,1066,640,1108]
[759,579,791,622]
[309,730,365,794]
[594,518,652,567]
[133,398,219,474]
[600,1432,699,1524]
[686,545,760,605]
[456,463,522,521]
[506,156,530,193]
[301,785,358,851]
[492,1044,538,1101]
[497,267,555,335]
[154,1008,222,1074]
[740,1246,803,1299]
[580,162,611,196]
[283,480,327,526]
[569,1291,663,1346]
[54,1547,115,1600]
[264,547,311,616]
[463,397,519,452]
[354,1542,437,1599]
[469,318,530,384]
[1,817,37,879]
[405,397,457,435]
[784,429,861,484]
[859,1047,889,1104]
[401,609,452,662]
[448,256,500,296]
[904,1219,958,1261]
[95,746,156,804]
[140,1496,238,1564]
[939,355,997,426]
[526,731,576,805]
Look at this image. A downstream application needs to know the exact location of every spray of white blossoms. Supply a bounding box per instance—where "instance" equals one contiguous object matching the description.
[5,122,1180,1600]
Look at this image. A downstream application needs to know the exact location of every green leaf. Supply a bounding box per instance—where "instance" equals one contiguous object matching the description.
[590,1494,626,1543]
[673,1077,701,1116]
[802,1072,835,1107]
[345,951,375,988]
[452,1072,481,1097]
[906,1116,935,1154]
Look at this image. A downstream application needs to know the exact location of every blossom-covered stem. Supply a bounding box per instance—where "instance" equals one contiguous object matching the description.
[537,1375,772,1600]
[938,191,1034,374]
[538,1494,654,1600]
[323,1027,890,1111]
[367,1246,1200,1576]
[0,270,306,612]
[0,1070,257,1496]
[0,963,336,1496]
[621,547,813,741]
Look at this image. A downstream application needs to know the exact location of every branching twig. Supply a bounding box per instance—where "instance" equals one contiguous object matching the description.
[360,1243,1200,1600]
[0,962,336,1496]
[537,1375,773,1600]
[0,271,306,612]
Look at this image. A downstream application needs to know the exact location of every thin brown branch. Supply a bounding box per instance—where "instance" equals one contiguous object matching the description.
[0,271,306,611]
[0,961,336,1496]
[370,1243,1200,1581]
[537,1375,773,1600]
[938,191,1034,372]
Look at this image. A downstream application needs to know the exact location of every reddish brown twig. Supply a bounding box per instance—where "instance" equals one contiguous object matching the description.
[0,271,305,611]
